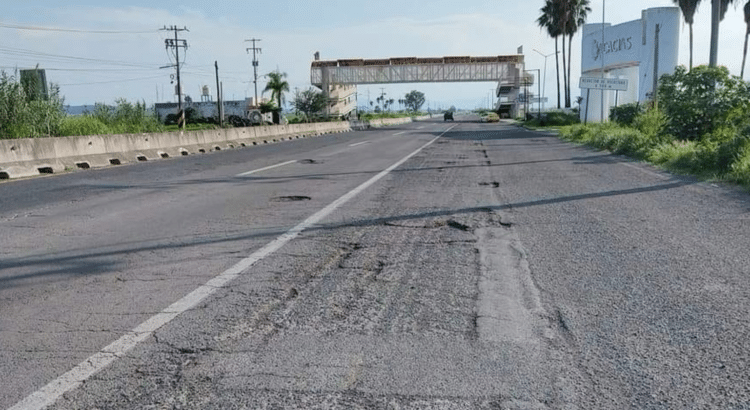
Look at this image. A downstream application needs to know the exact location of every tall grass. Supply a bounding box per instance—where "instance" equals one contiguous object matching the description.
[1,71,164,139]
[0,71,65,139]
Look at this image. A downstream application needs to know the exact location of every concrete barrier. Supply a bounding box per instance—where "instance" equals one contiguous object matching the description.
[0,116,426,180]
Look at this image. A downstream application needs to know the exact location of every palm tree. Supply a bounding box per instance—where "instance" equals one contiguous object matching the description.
[563,0,591,108]
[742,0,750,77]
[537,0,563,109]
[709,0,736,66]
[674,0,702,69]
[263,71,289,113]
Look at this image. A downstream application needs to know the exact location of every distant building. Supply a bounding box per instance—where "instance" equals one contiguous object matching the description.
[154,99,257,122]
[326,84,357,118]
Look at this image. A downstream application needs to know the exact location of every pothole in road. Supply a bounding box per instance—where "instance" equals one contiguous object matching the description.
[446,219,472,231]
[299,159,320,164]
[478,182,500,188]
[272,195,312,202]
[382,218,473,231]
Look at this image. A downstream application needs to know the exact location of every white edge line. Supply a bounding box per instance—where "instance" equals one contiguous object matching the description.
[9,123,458,410]
[236,160,297,177]
[348,141,370,147]
[393,131,407,136]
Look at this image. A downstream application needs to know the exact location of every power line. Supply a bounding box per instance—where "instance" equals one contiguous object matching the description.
[0,22,158,34]
[0,46,160,68]
[59,75,165,86]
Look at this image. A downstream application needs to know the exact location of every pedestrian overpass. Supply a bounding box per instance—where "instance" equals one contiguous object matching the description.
[310,55,528,117]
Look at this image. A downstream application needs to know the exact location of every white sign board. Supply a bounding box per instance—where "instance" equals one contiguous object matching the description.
[581,20,642,72]
[530,97,548,103]
[579,77,628,91]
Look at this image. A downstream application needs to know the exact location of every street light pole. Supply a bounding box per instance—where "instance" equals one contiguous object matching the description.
[601,0,606,121]
[524,69,542,120]
[533,48,558,112]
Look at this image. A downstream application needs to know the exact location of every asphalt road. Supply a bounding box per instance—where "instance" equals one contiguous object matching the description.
[1,117,749,409]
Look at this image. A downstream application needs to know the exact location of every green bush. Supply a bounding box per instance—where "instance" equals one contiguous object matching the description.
[729,139,750,185]
[544,111,580,126]
[0,71,65,138]
[78,99,163,135]
[658,65,750,141]
[632,108,669,141]
[59,116,109,136]
[646,140,718,176]
[610,102,644,127]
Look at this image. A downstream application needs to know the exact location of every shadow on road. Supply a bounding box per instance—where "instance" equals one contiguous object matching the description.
[0,178,695,290]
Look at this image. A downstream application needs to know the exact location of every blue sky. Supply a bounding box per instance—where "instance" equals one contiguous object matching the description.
[2,1,748,108]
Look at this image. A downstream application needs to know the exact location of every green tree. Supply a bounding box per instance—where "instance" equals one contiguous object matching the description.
[673,0,703,69]
[537,0,563,109]
[0,70,64,139]
[658,65,750,140]
[263,71,289,121]
[292,88,327,122]
[404,90,426,112]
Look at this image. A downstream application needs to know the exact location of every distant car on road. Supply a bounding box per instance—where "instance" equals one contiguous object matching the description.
[444,111,454,121]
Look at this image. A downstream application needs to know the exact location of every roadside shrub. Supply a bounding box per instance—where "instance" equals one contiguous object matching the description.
[84,99,163,134]
[659,65,750,141]
[632,108,669,142]
[647,140,718,175]
[729,139,750,185]
[610,102,644,126]
[609,128,652,158]
[59,116,109,137]
[560,123,597,143]
[0,71,65,138]
[543,111,579,126]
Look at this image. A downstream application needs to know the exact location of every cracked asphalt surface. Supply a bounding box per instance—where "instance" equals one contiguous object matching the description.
[1,117,749,409]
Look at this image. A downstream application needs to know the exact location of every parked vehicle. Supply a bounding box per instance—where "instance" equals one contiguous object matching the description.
[444,111,454,121]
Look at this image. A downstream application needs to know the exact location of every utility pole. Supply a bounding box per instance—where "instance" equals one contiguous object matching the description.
[215,61,223,127]
[601,0,605,122]
[245,38,262,106]
[652,24,661,110]
[161,25,188,129]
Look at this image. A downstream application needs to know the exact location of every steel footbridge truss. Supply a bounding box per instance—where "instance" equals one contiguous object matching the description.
[311,55,524,87]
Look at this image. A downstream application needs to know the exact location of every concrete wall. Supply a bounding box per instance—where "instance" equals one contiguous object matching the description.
[580,7,680,122]
[0,116,425,180]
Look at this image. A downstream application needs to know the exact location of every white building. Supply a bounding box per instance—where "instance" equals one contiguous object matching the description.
[326,84,357,118]
[579,7,680,122]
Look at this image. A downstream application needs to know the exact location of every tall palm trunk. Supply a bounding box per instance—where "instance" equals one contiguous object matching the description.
[742,1,750,78]
[689,23,694,69]
[561,33,569,109]
[567,33,574,108]
[743,30,749,77]
[710,0,721,66]
[555,37,561,109]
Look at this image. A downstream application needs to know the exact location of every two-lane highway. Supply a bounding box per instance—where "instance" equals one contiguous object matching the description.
[2,116,749,409]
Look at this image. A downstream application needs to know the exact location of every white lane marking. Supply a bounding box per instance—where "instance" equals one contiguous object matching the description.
[417,126,425,129]
[349,141,370,147]
[393,131,407,136]
[236,160,297,177]
[10,124,457,410]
